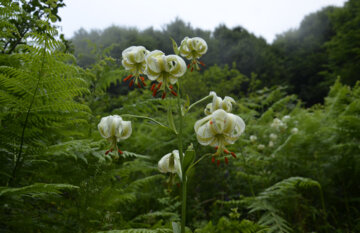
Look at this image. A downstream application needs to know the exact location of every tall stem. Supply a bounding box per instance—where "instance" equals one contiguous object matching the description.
[9,37,47,186]
[176,82,186,233]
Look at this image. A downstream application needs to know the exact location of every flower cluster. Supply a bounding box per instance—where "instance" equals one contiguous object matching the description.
[121,37,207,98]
[194,92,245,165]
[98,115,132,155]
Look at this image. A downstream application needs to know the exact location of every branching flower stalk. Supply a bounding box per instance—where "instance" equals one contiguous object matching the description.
[99,37,246,233]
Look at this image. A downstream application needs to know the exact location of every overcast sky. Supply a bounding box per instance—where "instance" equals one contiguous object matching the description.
[58,0,347,43]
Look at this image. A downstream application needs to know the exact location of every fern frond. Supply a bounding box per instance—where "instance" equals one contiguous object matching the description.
[0,183,78,197]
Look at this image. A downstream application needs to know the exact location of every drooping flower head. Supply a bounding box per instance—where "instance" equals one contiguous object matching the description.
[121,46,149,88]
[195,109,245,165]
[98,115,132,155]
[179,37,208,71]
[145,50,186,98]
[204,91,235,115]
[158,150,182,179]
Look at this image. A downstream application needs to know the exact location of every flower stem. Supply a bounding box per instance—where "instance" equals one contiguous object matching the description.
[186,94,213,113]
[176,82,186,233]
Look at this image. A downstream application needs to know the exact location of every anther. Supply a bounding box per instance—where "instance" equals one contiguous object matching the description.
[217,160,220,167]
[105,150,110,155]
[171,90,177,96]
[225,157,229,165]
[211,157,215,163]
[224,149,230,154]
[118,149,123,154]
[187,63,191,69]
[151,83,156,91]
[169,85,173,89]
[191,67,194,72]
[152,88,158,97]
[129,80,134,87]
[231,152,237,158]
[157,82,163,89]
[199,61,206,67]
[123,74,132,82]
[137,81,141,88]
[162,92,166,99]
[210,121,213,125]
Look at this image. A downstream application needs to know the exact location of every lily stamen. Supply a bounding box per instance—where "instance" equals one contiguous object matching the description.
[123,74,133,82]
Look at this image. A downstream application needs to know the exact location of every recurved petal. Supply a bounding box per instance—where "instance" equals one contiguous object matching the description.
[119,120,132,140]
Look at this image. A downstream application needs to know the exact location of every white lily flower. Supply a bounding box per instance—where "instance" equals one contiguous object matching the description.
[204,92,236,115]
[98,115,132,155]
[122,46,149,88]
[145,50,186,98]
[158,150,182,178]
[194,109,245,156]
[179,37,208,60]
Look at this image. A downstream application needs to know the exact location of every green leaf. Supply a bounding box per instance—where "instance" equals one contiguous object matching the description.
[170,37,179,55]
[183,144,196,173]
[167,107,177,134]
[172,222,181,233]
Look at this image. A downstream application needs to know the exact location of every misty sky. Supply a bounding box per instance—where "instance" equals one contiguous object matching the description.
[58,0,347,43]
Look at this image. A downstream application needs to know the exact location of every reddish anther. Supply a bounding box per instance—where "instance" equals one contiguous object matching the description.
[129,80,134,87]
[225,157,229,165]
[137,81,141,88]
[123,74,133,82]
[151,83,156,91]
[161,92,166,99]
[210,121,213,125]
[105,150,110,155]
[215,146,218,150]
[118,149,123,154]
[224,149,230,154]
[211,157,215,163]
[139,76,145,81]
[152,88,158,97]
[231,152,237,158]
[157,82,163,89]
[141,79,147,86]
[169,85,173,89]
[199,61,206,67]
[171,90,177,96]
[217,160,220,167]
[191,67,194,72]
[187,63,191,69]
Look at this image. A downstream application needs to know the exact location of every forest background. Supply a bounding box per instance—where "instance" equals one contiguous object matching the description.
[0,0,359,232]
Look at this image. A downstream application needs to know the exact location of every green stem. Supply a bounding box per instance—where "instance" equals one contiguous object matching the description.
[186,94,213,113]
[121,114,175,133]
[9,34,48,186]
[176,82,186,233]
[239,149,255,197]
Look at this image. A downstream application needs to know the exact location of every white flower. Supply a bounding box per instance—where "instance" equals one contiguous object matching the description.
[269,133,278,140]
[282,115,291,122]
[145,50,186,97]
[250,135,257,142]
[257,144,265,150]
[271,118,287,130]
[268,141,274,147]
[158,150,182,178]
[145,50,186,84]
[291,127,299,134]
[179,37,208,60]
[194,109,245,155]
[98,115,132,155]
[121,46,149,87]
[98,115,132,142]
[204,92,235,115]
